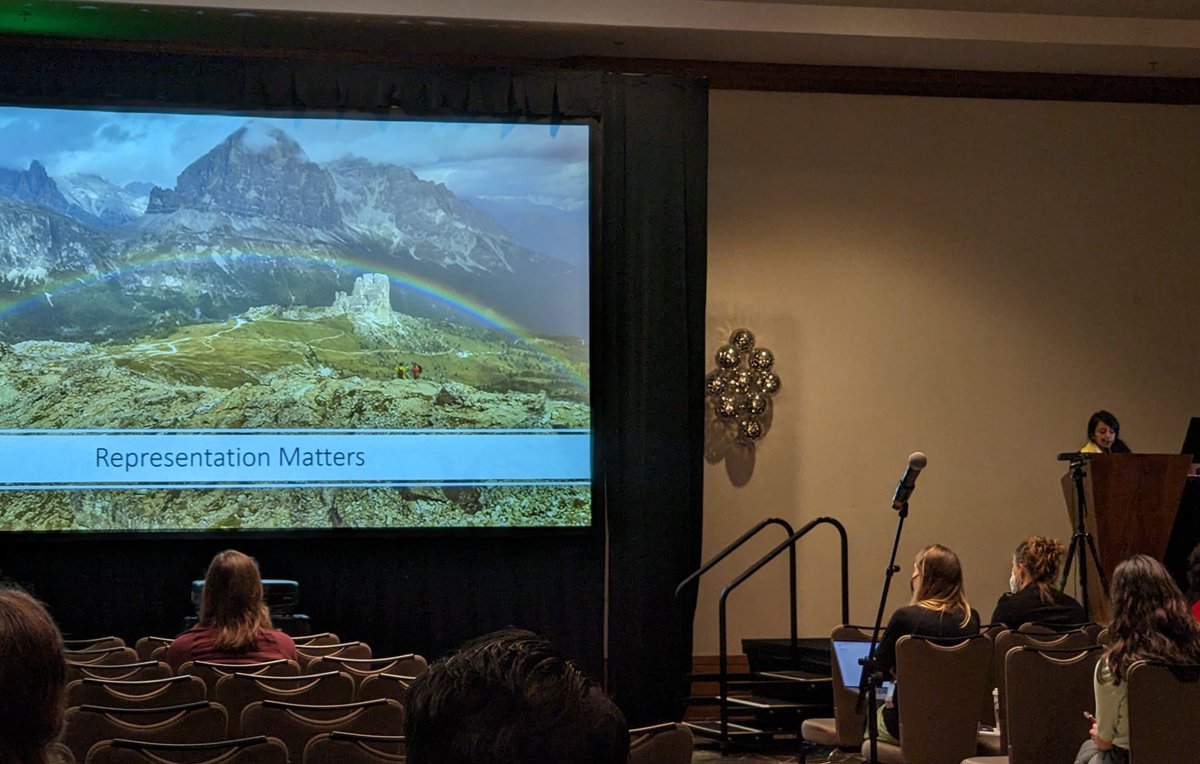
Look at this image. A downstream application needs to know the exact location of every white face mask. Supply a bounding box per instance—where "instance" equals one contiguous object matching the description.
[1009,573,1019,594]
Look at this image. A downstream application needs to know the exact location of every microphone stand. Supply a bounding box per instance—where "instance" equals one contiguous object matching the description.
[859,498,908,764]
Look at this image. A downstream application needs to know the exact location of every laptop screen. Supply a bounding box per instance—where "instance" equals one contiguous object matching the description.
[832,639,894,694]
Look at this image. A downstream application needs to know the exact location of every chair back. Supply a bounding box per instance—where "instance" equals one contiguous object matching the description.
[295,642,371,669]
[357,674,413,705]
[178,659,300,696]
[134,637,174,662]
[51,742,75,764]
[1004,646,1099,764]
[292,633,341,648]
[977,623,1006,727]
[64,646,139,666]
[307,655,427,690]
[214,671,355,735]
[64,637,125,651]
[84,735,288,764]
[61,701,227,763]
[894,634,991,764]
[240,698,404,763]
[628,722,693,764]
[992,627,1093,754]
[1127,661,1200,763]
[67,661,172,683]
[302,731,406,764]
[824,624,872,748]
[66,676,207,710]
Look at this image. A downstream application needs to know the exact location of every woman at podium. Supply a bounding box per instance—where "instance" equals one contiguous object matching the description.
[1081,410,1131,454]
[990,536,1086,628]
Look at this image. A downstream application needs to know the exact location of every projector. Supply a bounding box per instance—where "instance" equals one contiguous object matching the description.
[191,579,299,618]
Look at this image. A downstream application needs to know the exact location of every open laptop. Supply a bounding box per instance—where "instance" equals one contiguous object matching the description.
[832,639,893,698]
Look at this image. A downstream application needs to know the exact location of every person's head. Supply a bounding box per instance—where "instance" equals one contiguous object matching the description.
[910,544,972,627]
[1012,536,1066,603]
[1106,554,1200,683]
[1087,410,1120,451]
[0,587,66,764]
[404,628,629,764]
[200,550,272,652]
[1187,542,1200,602]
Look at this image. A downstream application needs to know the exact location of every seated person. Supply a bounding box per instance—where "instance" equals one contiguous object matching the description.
[405,627,629,764]
[991,535,1087,629]
[873,544,980,743]
[0,586,68,764]
[1188,542,1200,623]
[1081,410,1131,453]
[165,549,297,672]
[1074,555,1200,764]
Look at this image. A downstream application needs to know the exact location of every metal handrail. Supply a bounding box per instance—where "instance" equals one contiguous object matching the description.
[715,516,850,744]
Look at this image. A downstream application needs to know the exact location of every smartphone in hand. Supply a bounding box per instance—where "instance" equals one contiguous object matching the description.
[1083,711,1097,724]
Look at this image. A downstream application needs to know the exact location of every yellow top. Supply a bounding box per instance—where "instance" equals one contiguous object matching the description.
[1080,441,1103,453]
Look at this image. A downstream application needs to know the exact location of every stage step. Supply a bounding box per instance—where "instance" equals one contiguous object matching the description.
[684,720,770,739]
[717,693,806,710]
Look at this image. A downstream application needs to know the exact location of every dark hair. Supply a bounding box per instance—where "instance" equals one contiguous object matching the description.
[1186,542,1200,603]
[1014,536,1065,605]
[200,550,273,652]
[405,628,629,764]
[0,587,66,764]
[1105,555,1200,684]
[1087,410,1131,453]
[912,544,972,627]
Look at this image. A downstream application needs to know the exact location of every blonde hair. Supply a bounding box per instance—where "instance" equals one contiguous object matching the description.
[1014,536,1065,605]
[200,550,273,652]
[912,544,973,627]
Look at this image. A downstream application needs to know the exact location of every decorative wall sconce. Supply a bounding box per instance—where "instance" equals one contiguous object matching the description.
[704,328,781,443]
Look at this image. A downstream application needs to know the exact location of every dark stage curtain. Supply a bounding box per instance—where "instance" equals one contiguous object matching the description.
[0,43,706,724]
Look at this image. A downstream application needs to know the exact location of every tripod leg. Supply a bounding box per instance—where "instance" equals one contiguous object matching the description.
[1083,533,1110,594]
[1059,535,1079,590]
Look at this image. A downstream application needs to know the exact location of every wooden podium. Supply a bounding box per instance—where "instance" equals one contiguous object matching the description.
[1061,453,1192,620]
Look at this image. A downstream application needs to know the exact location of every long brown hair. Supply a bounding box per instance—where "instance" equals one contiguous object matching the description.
[200,550,273,652]
[0,587,66,764]
[1014,536,1065,605]
[1105,555,1200,684]
[912,544,973,627]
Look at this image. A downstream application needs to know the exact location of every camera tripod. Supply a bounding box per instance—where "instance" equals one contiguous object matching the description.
[1058,453,1108,614]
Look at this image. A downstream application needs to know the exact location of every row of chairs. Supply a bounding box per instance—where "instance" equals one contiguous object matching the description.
[63,697,405,763]
[66,633,379,674]
[801,622,1199,764]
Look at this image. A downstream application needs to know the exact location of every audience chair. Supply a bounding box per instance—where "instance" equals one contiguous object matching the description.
[67,676,207,710]
[65,637,126,651]
[177,659,300,696]
[1097,628,1111,647]
[302,731,406,764]
[84,735,288,764]
[628,722,694,764]
[62,701,228,763]
[988,627,1094,755]
[51,742,76,764]
[291,633,341,648]
[962,644,1100,764]
[307,654,427,692]
[860,634,991,764]
[65,647,140,666]
[975,623,1006,734]
[357,674,413,705]
[134,637,173,662]
[1127,660,1200,763]
[800,624,871,752]
[213,670,355,735]
[295,641,371,669]
[240,698,405,763]
[68,661,172,683]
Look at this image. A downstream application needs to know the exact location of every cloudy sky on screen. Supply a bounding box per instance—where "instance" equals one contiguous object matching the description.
[0,106,589,213]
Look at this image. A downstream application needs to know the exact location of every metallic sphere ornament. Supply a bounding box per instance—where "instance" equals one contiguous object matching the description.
[746,392,769,416]
[715,394,741,419]
[728,369,752,395]
[704,371,728,398]
[749,347,775,372]
[739,418,765,442]
[715,344,741,370]
[759,371,781,395]
[730,328,756,353]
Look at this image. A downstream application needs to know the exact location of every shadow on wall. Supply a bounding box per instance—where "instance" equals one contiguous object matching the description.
[705,402,775,486]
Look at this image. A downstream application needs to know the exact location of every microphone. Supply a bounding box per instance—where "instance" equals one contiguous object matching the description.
[892,452,927,510]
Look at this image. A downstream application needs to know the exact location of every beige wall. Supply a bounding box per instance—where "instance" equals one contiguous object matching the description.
[699,90,1200,655]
